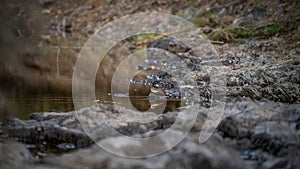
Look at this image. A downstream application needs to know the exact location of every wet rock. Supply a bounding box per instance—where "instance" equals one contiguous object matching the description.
[3,112,92,148]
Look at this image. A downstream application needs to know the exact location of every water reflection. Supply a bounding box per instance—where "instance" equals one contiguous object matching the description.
[1,91,74,119]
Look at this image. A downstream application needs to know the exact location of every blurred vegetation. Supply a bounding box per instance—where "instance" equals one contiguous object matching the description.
[192,11,299,42]
[189,3,299,43]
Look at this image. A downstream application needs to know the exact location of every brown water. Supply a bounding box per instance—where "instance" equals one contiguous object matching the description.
[1,91,184,120]
[2,92,74,119]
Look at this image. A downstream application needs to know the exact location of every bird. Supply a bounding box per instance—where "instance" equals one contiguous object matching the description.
[128,37,200,113]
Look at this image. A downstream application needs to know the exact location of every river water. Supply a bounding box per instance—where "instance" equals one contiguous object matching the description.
[1,91,74,119]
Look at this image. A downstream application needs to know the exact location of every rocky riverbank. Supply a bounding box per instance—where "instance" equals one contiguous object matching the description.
[1,99,299,169]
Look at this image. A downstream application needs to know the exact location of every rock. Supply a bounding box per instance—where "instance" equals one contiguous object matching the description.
[254,19,268,27]
[219,8,227,16]
[232,17,252,27]
[41,134,245,169]
[42,9,51,14]
[219,100,273,138]
[260,146,300,169]
[2,103,181,149]
[147,38,191,54]
[261,157,288,169]
[202,26,212,34]
[40,34,51,42]
[0,141,35,169]
[1,101,246,169]
[2,99,300,168]
[222,42,300,103]
[0,135,243,169]
[218,100,300,168]
[0,141,66,169]
[39,0,55,7]
[251,7,267,18]
[3,112,93,148]
[166,135,244,169]
[251,121,299,155]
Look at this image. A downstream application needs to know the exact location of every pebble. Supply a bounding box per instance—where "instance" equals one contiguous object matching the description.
[219,7,227,16]
[232,17,251,27]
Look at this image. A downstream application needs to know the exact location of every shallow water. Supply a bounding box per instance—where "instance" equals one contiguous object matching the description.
[1,90,185,120]
[2,92,74,119]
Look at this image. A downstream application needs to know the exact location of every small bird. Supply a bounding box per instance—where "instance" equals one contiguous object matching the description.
[129,69,158,112]
[129,68,181,113]
[128,37,200,113]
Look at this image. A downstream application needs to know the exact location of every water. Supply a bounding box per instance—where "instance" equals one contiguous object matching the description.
[1,91,74,119]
